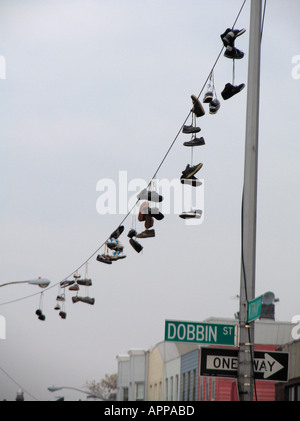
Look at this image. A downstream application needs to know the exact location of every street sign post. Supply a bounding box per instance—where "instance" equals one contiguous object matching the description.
[164,320,236,346]
[247,295,263,322]
[200,347,289,382]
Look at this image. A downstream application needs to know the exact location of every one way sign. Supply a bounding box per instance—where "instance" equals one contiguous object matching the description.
[200,347,289,382]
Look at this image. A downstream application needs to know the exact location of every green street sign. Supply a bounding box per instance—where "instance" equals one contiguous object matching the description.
[247,295,263,322]
[165,320,236,346]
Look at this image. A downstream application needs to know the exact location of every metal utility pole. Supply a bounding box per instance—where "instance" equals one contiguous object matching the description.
[238,0,262,401]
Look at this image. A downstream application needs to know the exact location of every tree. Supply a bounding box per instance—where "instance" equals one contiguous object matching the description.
[86,373,117,401]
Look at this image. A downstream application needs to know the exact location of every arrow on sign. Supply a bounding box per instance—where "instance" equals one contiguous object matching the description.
[254,353,284,379]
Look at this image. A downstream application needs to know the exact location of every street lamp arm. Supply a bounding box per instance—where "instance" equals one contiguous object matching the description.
[0,278,51,288]
[0,281,28,288]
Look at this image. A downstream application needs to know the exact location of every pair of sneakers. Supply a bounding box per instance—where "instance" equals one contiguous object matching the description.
[221,27,246,59]
[179,209,202,220]
[203,90,220,115]
[180,163,203,187]
[72,296,95,305]
[127,229,143,253]
[36,309,46,321]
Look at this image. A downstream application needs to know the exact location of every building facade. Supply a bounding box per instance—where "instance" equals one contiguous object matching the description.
[116,318,295,401]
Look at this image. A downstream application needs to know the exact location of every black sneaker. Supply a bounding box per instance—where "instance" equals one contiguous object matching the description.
[221,83,245,100]
[137,188,163,203]
[110,225,124,239]
[182,124,201,134]
[209,98,220,114]
[59,311,67,319]
[129,238,143,253]
[72,296,95,305]
[60,280,75,288]
[221,28,246,47]
[183,137,205,147]
[224,46,244,59]
[179,209,202,219]
[181,163,203,179]
[180,175,202,187]
[77,278,92,286]
[96,254,112,264]
[127,228,137,238]
[191,95,205,117]
[203,91,213,103]
[148,207,164,220]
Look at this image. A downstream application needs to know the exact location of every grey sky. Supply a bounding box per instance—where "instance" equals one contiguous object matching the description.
[0,0,299,401]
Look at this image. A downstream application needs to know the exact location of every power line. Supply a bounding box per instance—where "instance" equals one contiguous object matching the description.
[0,365,39,401]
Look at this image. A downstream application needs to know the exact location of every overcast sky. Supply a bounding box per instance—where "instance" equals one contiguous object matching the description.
[0,0,299,401]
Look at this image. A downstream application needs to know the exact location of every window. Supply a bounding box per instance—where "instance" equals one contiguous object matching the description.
[123,387,128,401]
[192,369,196,401]
[182,373,186,401]
[165,378,169,401]
[135,383,144,401]
[175,375,179,401]
[200,377,203,401]
[287,384,300,401]
[170,377,174,401]
[187,371,191,401]
[211,377,215,401]
[205,377,209,401]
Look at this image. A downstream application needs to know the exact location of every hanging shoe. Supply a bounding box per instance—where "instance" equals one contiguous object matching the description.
[56,295,65,302]
[137,188,163,203]
[129,238,143,253]
[54,303,61,310]
[182,124,201,134]
[203,91,213,103]
[127,228,137,238]
[221,82,245,100]
[69,283,80,291]
[224,46,244,59]
[72,296,95,305]
[96,254,112,264]
[60,280,75,288]
[110,252,127,261]
[191,95,205,117]
[140,204,163,221]
[209,98,220,114]
[59,311,67,319]
[180,175,202,187]
[221,28,246,47]
[77,278,92,287]
[183,136,205,147]
[148,207,164,220]
[138,201,150,222]
[179,209,202,219]
[106,238,124,252]
[181,163,203,179]
[110,225,124,239]
[136,229,155,239]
